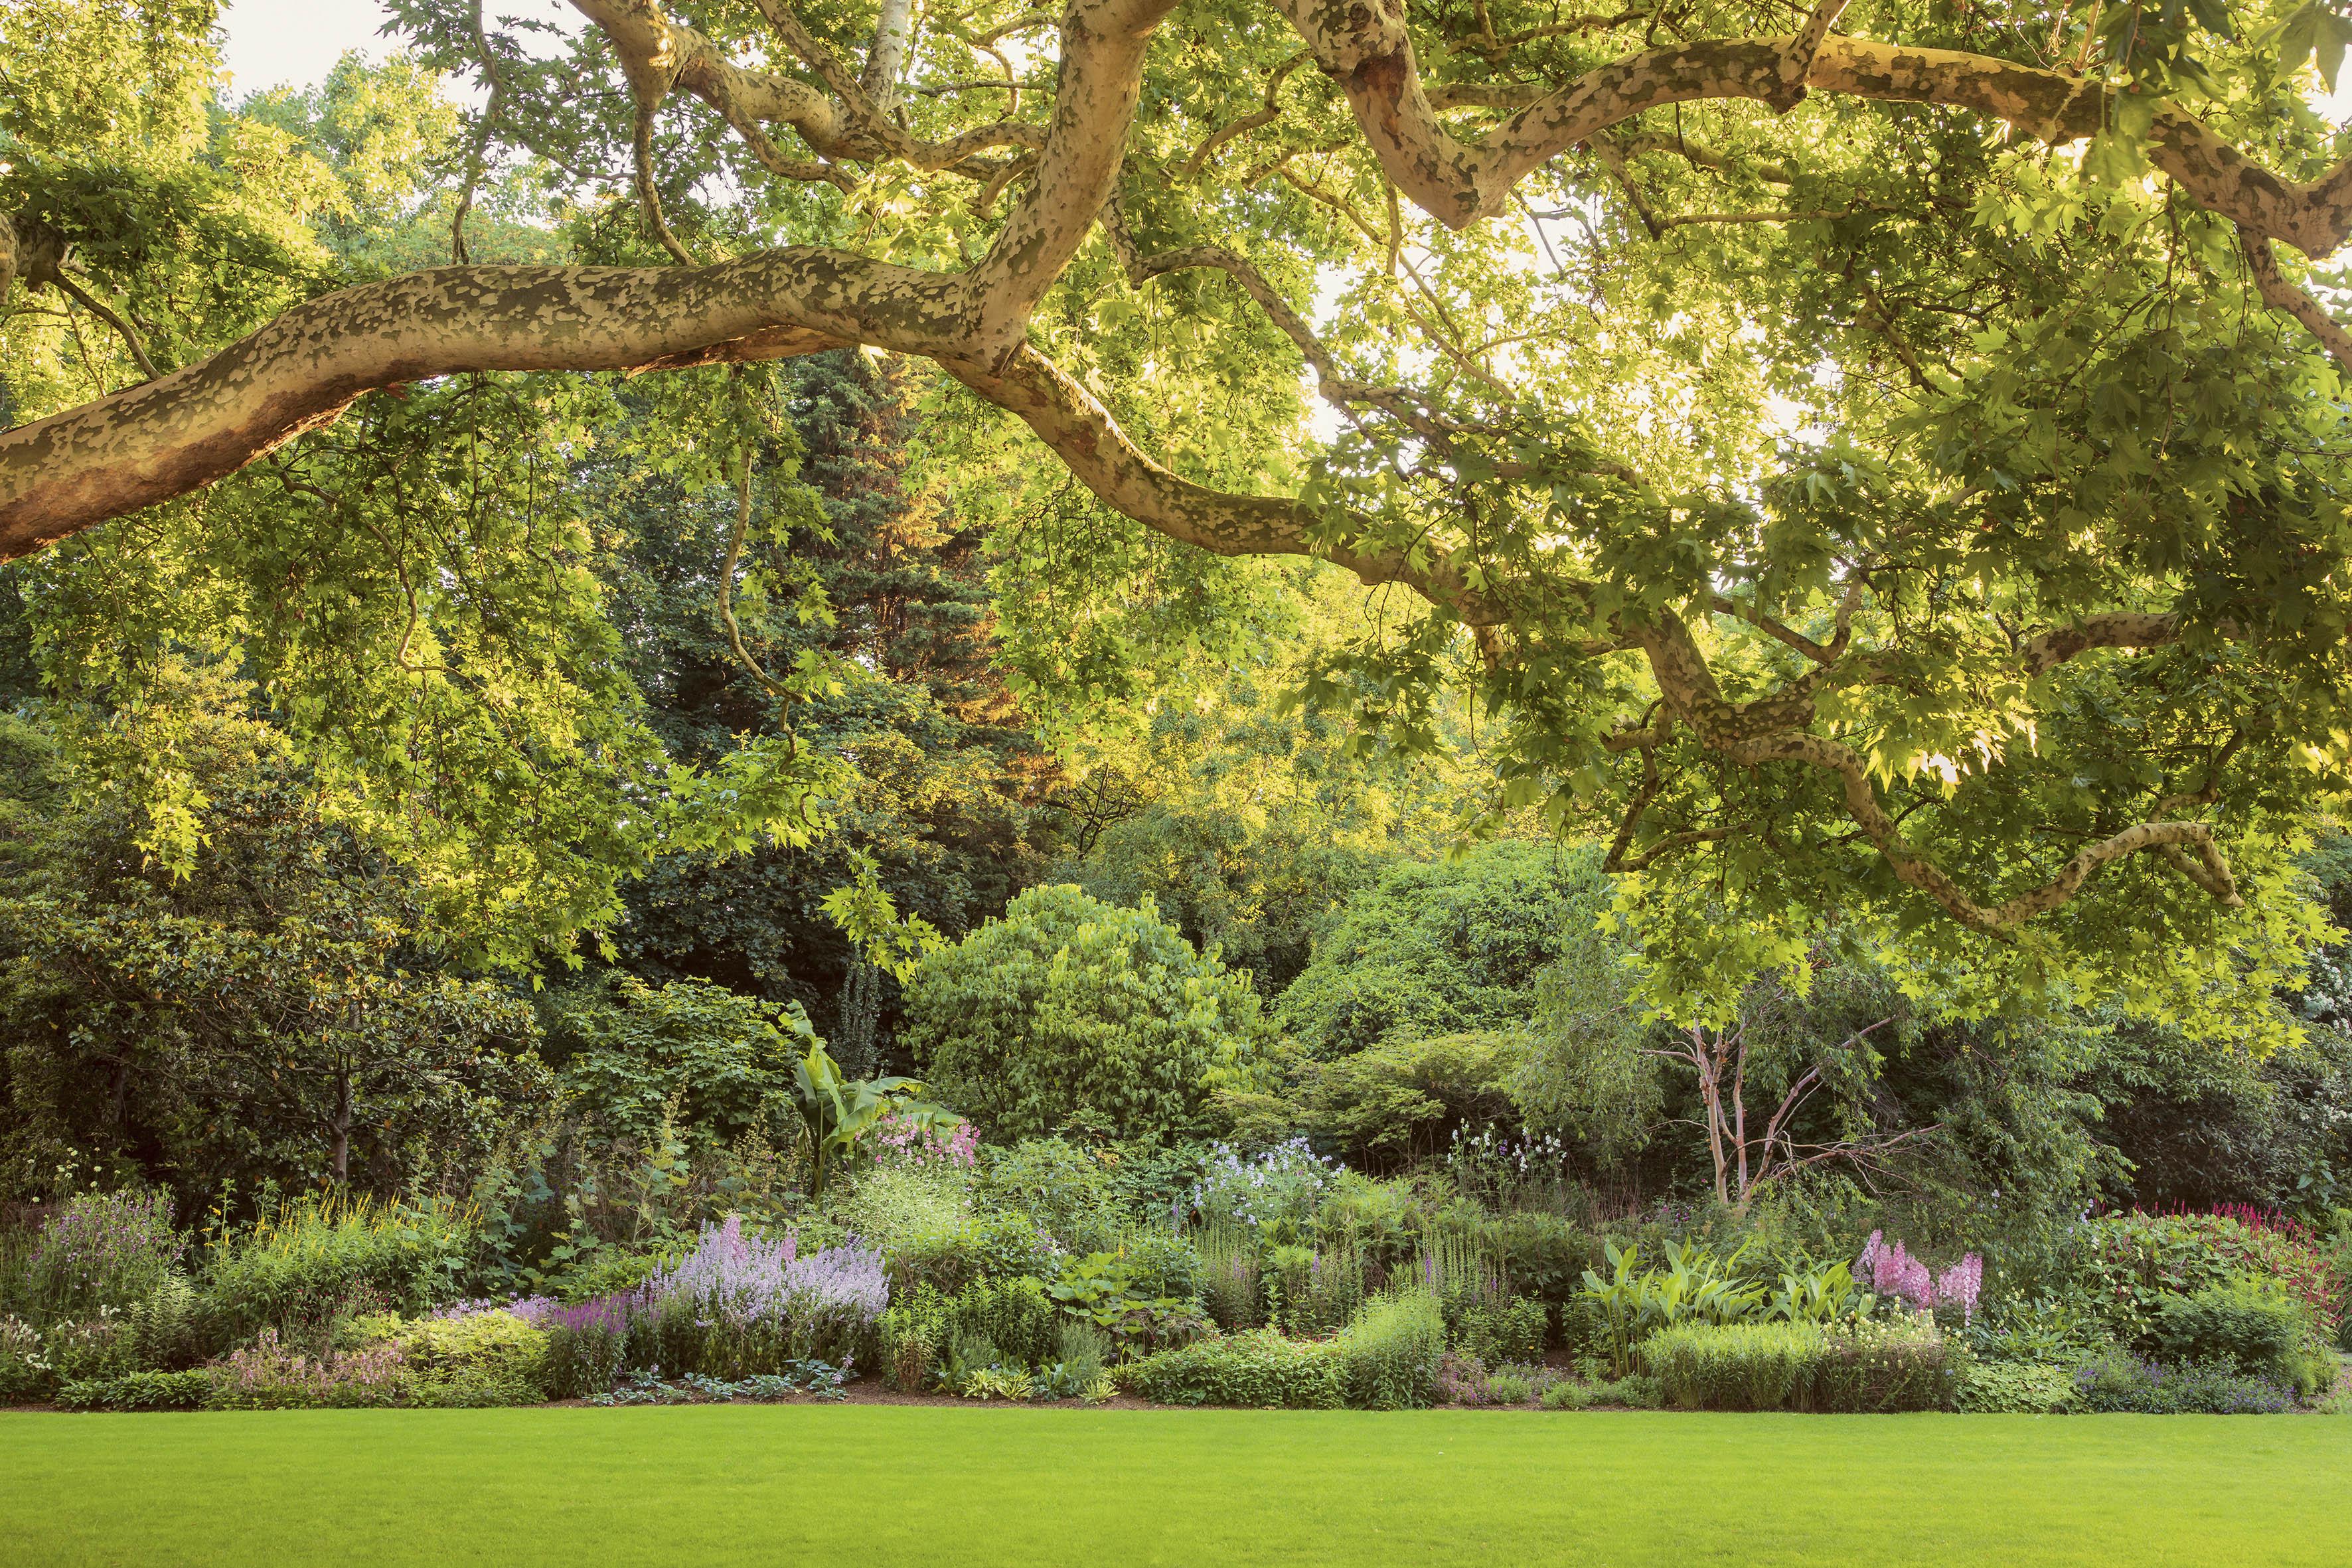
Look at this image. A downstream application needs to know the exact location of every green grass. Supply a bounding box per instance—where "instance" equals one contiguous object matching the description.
[3,1407,2347,1565]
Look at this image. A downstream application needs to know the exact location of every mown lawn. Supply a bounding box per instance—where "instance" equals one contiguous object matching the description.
[3,1406,2345,1566]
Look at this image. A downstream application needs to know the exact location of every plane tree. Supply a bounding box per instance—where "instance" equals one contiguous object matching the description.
[5,0,2352,1013]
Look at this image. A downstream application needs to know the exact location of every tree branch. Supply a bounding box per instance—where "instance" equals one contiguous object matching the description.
[1271,15,2352,254]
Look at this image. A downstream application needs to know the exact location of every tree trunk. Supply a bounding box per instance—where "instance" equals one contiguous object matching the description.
[329,1065,352,1184]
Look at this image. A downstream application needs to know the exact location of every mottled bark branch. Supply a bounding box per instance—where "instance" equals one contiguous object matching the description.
[1178,52,1307,180]
[2238,225,2352,373]
[1625,605,2241,933]
[2019,610,2183,675]
[947,343,1500,618]
[574,0,1036,179]
[862,0,918,111]
[1275,15,2352,254]
[0,260,948,554]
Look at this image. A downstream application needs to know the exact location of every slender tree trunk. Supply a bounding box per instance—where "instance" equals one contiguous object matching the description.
[863,0,916,112]
[1731,1025,1753,1208]
[330,1065,352,1184]
[1695,1028,1731,1207]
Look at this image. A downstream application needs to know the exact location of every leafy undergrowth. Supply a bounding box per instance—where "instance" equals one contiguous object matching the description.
[6,1408,2350,1567]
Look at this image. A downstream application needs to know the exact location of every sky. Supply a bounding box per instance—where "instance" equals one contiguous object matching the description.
[215,0,580,95]
[216,0,406,94]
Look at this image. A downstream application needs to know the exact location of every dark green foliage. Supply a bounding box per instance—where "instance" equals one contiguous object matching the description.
[1276,842,1609,1058]
[876,1275,1061,1388]
[594,353,1050,1054]
[902,885,1271,1142]
[2152,1279,2312,1381]
[940,1275,1060,1372]
[1119,1329,1342,1409]
[2049,1212,2343,1346]
[1454,1295,1548,1366]
[1483,1211,1598,1319]
[0,697,547,1204]
[2082,1020,2352,1216]
[1108,1230,1200,1302]
[54,1368,211,1411]
[538,974,814,1149]
[886,1214,1055,1298]
[1950,1359,2078,1414]
[975,1138,1121,1253]
[1048,1247,1211,1358]
[1290,1032,1524,1170]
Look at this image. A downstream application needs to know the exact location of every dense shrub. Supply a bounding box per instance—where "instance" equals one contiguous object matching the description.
[1642,1320,1826,1411]
[1120,1330,1342,1408]
[2065,1212,2343,1344]
[942,1275,1061,1371]
[388,1308,552,1405]
[1334,1291,1446,1409]
[1108,1229,1200,1302]
[1048,1247,1210,1357]
[2150,1277,2312,1381]
[886,1213,1054,1297]
[976,1139,1121,1253]
[1291,1032,1524,1168]
[1483,1211,1596,1318]
[2071,1347,2302,1413]
[1952,1359,2079,1413]
[1454,1294,1548,1366]
[1275,842,1608,1056]
[543,974,805,1148]
[1638,1316,1952,1412]
[55,1369,211,1411]
[550,1248,663,1306]
[201,1196,475,1346]
[902,886,1271,1142]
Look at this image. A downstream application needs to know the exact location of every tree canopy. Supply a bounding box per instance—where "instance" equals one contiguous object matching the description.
[5,0,2352,1018]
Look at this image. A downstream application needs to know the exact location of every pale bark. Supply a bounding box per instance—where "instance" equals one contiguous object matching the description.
[1275,13,2352,251]
[863,0,917,112]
